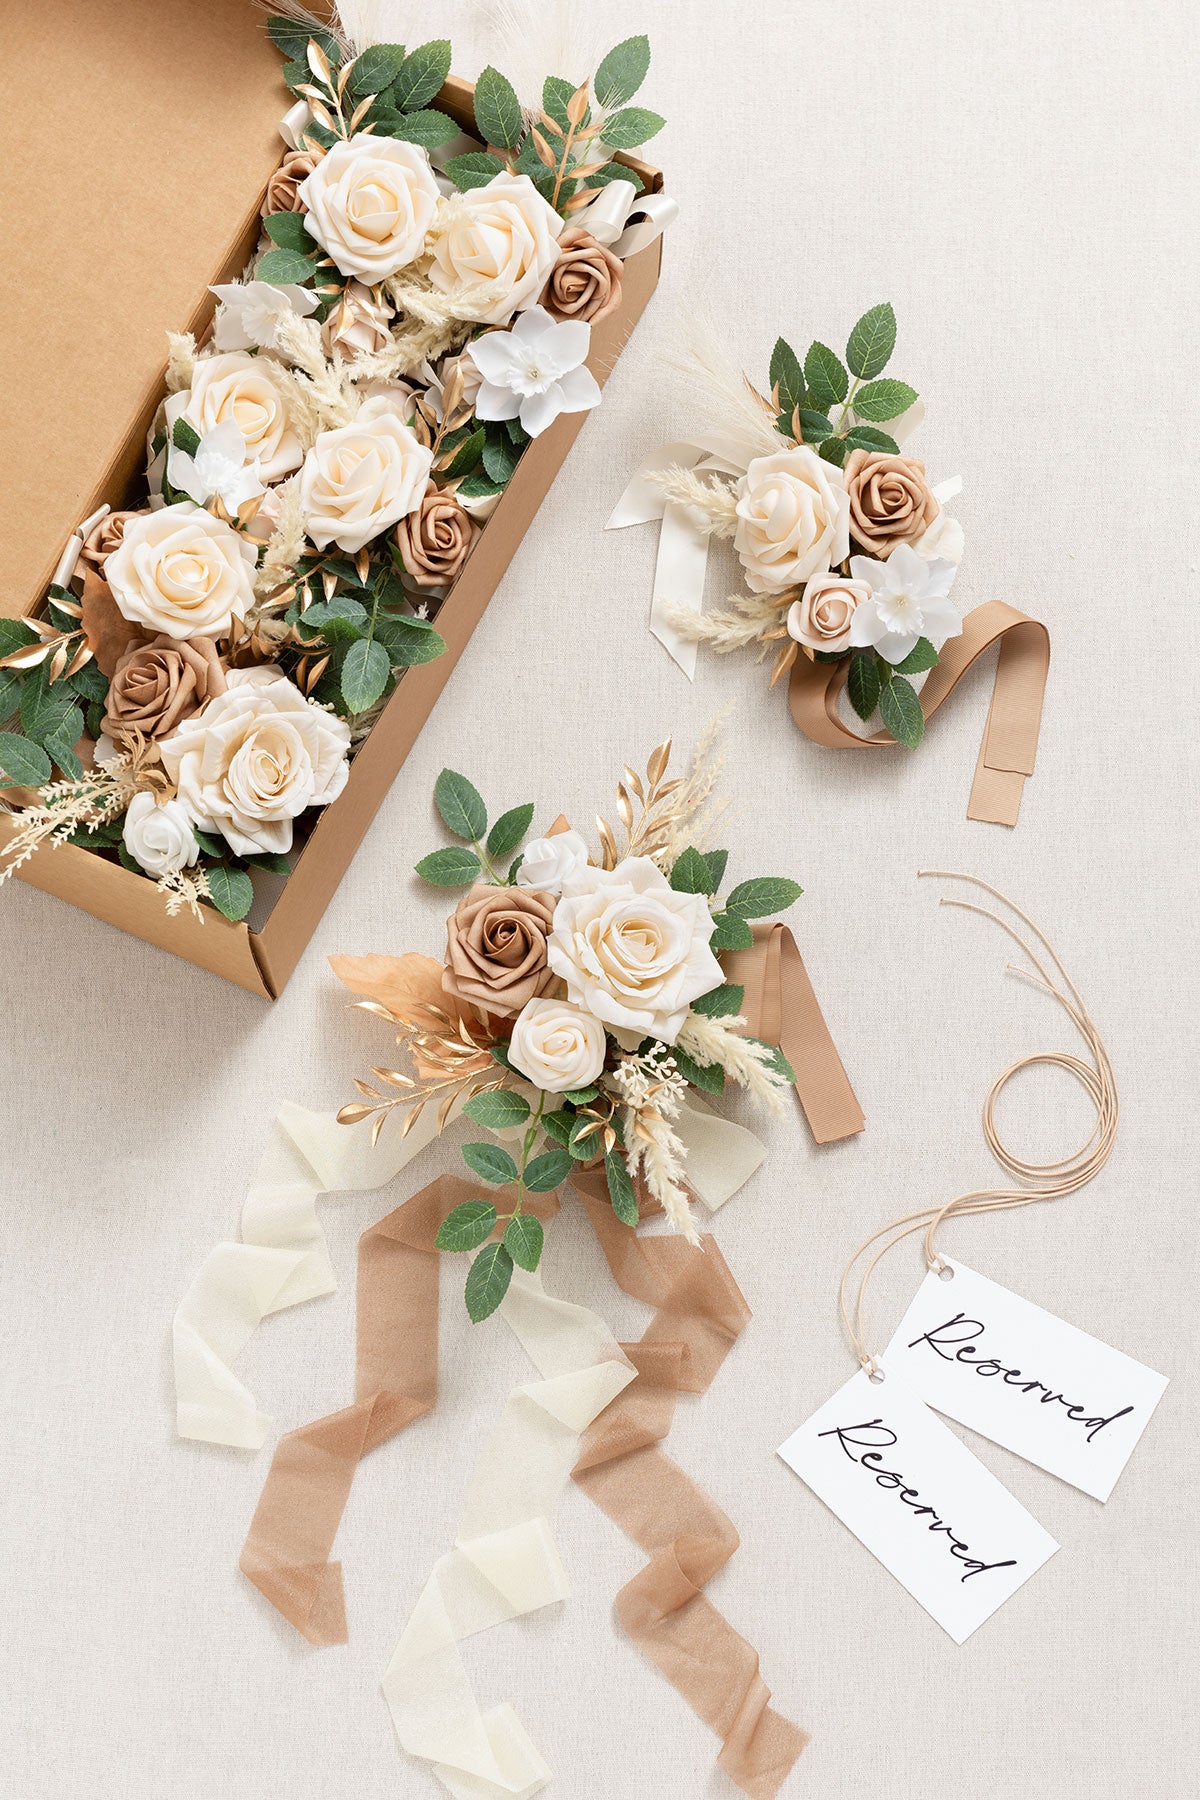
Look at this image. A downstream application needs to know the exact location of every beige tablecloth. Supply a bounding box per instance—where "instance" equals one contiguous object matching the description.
[2,2,1196,1795]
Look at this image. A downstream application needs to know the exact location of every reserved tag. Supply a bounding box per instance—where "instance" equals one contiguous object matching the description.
[884,1260,1168,1502]
[778,1362,1058,1643]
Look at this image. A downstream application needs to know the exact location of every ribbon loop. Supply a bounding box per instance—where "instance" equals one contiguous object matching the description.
[790,600,1050,826]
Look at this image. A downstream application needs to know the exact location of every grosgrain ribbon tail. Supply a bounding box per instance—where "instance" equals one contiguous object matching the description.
[722,923,865,1143]
[789,599,1050,828]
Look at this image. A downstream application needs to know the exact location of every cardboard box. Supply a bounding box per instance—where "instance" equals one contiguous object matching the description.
[0,0,662,996]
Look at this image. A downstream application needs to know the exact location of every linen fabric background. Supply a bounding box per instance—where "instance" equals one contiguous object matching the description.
[2,2,1197,1795]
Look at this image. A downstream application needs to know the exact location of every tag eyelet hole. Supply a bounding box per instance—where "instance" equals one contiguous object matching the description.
[937,1264,955,1282]
[868,1367,886,1385]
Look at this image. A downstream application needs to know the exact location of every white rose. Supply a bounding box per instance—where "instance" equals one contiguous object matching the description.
[516,829,589,895]
[299,398,433,552]
[121,792,199,878]
[428,172,563,325]
[160,668,351,855]
[508,997,608,1094]
[299,135,439,281]
[166,352,303,483]
[105,502,257,640]
[734,447,851,593]
[548,856,725,1044]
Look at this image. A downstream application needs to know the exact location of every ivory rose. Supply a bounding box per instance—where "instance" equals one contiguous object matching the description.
[159,667,351,855]
[121,793,199,879]
[786,575,870,654]
[166,352,303,483]
[322,280,394,361]
[298,134,439,281]
[516,829,589,895]
[299,398,433,552]
[104,503,256,641]
[548,856,724,1044]
[734,447,850,593]
[508,997,607,1094]
[428,172,563,325]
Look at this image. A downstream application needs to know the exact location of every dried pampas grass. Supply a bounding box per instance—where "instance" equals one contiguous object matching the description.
[483,0,607,103]
[665,318,781,467]
[646,465,740,536]
[675,1012,790,1115]
[662,590,789,655]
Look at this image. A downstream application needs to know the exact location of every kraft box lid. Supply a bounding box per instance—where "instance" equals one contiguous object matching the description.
[1,0,287,619]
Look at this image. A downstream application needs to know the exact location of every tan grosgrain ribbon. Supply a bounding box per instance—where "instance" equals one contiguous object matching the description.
[723,922,865,1143]
[241,1166,807,1798]
[789,600,1051,826]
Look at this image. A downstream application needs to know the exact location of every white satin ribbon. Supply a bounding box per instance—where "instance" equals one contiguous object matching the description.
[572,178,679,260]
[606,435,748,677]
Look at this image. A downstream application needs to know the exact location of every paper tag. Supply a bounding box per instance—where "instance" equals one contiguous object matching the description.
[883,1260,1168,1502]
[778,1362,1058,1643]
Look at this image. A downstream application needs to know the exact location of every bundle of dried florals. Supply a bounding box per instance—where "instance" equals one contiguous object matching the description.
[0,11,667,921]
[333,733,800,1320]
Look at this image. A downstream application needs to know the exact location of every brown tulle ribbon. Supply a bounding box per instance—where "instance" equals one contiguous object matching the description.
[789,600,1050,826]
[240,1177,808,1796]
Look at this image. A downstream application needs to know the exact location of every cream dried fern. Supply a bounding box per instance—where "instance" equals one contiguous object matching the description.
[661,591,787,655]
[646,465,740,536]
[675,1012,789,1115]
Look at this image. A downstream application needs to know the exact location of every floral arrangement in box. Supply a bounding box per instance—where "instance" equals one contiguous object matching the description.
[0,10,671,921]
[335,731,805,1319]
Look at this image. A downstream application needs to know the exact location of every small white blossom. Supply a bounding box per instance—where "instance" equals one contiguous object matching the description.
[167,420,265,514]
[471,306,601,438]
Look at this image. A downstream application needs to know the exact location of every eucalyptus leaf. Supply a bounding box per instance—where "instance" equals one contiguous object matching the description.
[846,302,897,380]
[605,1150,639,1226]
[853,378,918,423]
[878,672,925,747]
[503,1213,544,1272]
[415,845,482,886]
[0,732,51,788]
[393,40,452,111]
[206,866,255,922]
[595,35,650,107]
[462,1089,531,1131]
[434,768,487,840]
[464,1241,513,1322]
[436,1199,497,1253]
[847,650,883,721]
[486,802,534,860]
[461,1141,519,1185]
[474,65,523,149]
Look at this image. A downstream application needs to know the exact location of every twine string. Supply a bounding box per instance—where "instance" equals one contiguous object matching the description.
[838,872,1119,1376]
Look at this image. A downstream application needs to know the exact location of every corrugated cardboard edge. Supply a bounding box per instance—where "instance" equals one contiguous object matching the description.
[2,96,663,1000]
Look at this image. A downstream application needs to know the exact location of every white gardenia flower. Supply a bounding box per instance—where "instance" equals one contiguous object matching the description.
[734,447,850,593]
[471,307,601,438]
[508,997,608,1094]
[516,829,589,895]
[165,352,304,485]
[209,280,319,353]
[299,397,433,552]
[299,135,440,282]
[548,855,724,1045]
[159,668,351,856]
[167,420,266,515]
[428,172,563,325]
[122,792,199,879]
[848,542,962,665]
[105,502,257,640]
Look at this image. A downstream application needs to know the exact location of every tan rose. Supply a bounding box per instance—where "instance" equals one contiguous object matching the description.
[80,510,144,569]
[102,635,226,741]
[443,884,559,1017]
[844,449,939,557]
[394,482,479,589]
[262,148,322,218]
[786,575,870,654]
[321,279,394,360]
[539,228,624,325]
